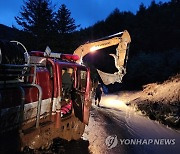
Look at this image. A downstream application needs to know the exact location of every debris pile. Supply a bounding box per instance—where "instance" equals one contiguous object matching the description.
[130,74,180,129]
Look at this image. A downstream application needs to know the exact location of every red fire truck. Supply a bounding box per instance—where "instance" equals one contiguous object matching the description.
[0,42,91,152]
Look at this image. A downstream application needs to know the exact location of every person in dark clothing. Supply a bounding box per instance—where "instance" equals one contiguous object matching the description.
[95,83,103,107]
[62,68,73,98]
[61,68,73,118]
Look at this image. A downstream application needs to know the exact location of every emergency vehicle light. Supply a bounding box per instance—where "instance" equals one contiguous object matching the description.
[30,51,80,61]
[61,54,80,61]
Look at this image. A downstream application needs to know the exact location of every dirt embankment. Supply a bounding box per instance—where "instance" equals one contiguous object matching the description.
[129,74,180,129]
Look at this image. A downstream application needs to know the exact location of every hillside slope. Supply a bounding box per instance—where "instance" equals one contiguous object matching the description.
[0,24,20,40]
[126,74,180,129]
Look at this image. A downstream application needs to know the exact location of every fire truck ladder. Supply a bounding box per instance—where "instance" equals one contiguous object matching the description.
[0,64,43,128]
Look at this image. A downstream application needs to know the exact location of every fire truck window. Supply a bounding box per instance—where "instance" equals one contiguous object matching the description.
[47,64,53,78]
[78,70,87,92]
[61,68,73,98]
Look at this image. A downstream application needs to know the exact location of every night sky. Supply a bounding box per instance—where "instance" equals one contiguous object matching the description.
[0,0,170,29]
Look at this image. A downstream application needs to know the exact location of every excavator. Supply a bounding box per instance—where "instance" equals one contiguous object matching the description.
[73,30,131,85]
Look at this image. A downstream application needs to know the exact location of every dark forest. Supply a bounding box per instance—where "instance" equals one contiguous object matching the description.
[0,0,179,90]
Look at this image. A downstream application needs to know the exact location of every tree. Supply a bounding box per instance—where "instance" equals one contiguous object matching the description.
[55,4,79,34]
[15,0,54,49]
[52,4,79,53]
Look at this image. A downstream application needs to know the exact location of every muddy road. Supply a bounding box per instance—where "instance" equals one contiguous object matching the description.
[34,93,180,154]
[83,93,180,154]
[84,105,180,154]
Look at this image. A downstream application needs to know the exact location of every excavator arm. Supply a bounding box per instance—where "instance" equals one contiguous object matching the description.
[73,30,131,85]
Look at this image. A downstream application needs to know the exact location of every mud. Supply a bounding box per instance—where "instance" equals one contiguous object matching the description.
[129,74,180,129]
[22,138,90,154]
